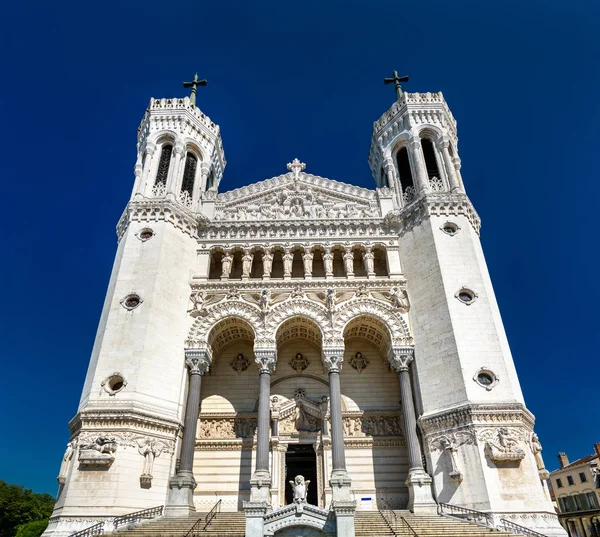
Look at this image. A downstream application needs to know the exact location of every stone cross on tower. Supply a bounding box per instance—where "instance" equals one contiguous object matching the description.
[287,158,306,181]
[183,73,207,106]
[384,71,409,100]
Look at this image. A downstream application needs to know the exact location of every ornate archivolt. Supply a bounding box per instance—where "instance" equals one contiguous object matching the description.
[184,284,414,355]
[335,297,412,347]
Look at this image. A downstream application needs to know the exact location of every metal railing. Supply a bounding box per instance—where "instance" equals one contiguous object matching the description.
[113,505,164,530]
[184,499,221,537]
[497,518,548,537]
[379,497,399,536]
[438,502,495,529]
[439,503,549,537]
[70,522,104,537]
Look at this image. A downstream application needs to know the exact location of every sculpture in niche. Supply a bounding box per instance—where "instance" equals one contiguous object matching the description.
[343,251,354,274]
[290,352,310,373]
[57,438,78,484]
[78,437,117,466]
[363,249,375,274]
[302,251,313,275]
[290,475,310,504]
[283,251,293,276]
[221,252,233,278]
[230,353,250,374]
[531,433,550,480]
[241,251,253,277]
[483,427,526,463]
[323,250,334,275]
[349,352,369,373]
[262,250,273,277]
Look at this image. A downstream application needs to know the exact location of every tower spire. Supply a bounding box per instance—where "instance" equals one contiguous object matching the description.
[384,71,409,100]
[183,73,207,106]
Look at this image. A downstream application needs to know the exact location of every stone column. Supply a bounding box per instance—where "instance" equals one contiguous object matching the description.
[323,348,355,537]
[244,348,277,537]
[165,350,211,517]
[389,347,437,514]
[383,157,402,209]
[438,138,461,192]
[166,140,185,200]
[408,135,430,194]
[134,142,156,199]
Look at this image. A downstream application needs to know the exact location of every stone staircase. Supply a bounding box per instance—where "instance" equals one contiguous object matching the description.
[111,509,524,537]
[112,512,245,537]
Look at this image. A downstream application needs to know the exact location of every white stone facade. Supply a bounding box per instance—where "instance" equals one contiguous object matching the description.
[45,91,565,537]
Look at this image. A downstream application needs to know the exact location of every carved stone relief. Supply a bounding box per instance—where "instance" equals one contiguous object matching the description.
[429,430,476,483]
[479,427,526,463]
[289,353,310,373]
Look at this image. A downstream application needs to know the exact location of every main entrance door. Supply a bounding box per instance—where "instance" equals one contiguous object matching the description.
[285,444,318,506]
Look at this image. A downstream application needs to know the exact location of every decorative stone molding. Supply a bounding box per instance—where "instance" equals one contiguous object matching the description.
[197,415,258,440]
[419,402,535,437]
[473,367,499,390]
[101,373,127,396]
[384,192,481,237]
[117,198,208,241]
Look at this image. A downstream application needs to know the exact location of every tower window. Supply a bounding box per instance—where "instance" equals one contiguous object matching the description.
[155,144,172,187]
[181,153,198,197]
[421,138,441,181]
[396,147,414,202]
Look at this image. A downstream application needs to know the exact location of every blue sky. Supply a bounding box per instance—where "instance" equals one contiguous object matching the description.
[1,0,598,495]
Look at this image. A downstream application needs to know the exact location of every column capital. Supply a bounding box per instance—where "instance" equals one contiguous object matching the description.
[408,134,422,148]
[389,347,414,372]
[323,348,345,372]
[254,348,277,374]
[144,141,157,155]
[185,349,211,375]
[174,140,186,155]
[437,137,451,149]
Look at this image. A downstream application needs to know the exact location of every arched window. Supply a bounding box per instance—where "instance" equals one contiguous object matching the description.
[181,153,198,196]
[396,147,414,197]
[154,144,172,187]
[421,138,441,180]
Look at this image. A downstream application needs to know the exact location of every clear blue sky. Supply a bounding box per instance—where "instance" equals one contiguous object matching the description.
[1,0,598,495]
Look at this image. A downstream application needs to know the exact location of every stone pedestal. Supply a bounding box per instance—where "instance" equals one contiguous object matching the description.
[243,501,269,537]
[165,472,197,517]
[406,469,437,514]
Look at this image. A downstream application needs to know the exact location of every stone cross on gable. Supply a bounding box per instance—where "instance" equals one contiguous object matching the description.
[287,158,306,180]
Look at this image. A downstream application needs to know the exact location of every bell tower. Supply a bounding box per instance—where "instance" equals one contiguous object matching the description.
[370,78,565,536]
[45,79,226,537]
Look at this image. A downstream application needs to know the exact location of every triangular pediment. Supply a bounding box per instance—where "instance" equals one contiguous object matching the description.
[214,172,380,221]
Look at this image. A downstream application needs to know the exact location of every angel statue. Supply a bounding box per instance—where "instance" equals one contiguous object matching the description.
[290,474,310,503]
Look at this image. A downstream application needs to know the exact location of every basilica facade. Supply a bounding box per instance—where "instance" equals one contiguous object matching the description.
[45,86,565,537]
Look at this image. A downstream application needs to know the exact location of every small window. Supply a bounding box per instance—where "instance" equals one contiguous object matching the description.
[580,472,587,483]
[567,475,575,486]
[155,144,173,187]
[556,478,563,488]
[587,491,599,508]
[181,153,198,197]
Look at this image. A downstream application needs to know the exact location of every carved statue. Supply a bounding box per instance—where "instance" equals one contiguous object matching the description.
[221,252,233,278]
[138,438,164,476]
[302,251,313,276]
[241,252,253,277]
[57,439,77,484]
[323,251,334,275]
[343,252,354,275]
[80,437,117,454]
[531,433,550,479]
[363,250,375,274]
[259,289,270,315]
[290,475,310,504]
[388,287,410,311]
[484,427,526,463]
[294,403,319,432]
[283,251,293,276]
[262,251,273,277]
[326,288,336,312]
